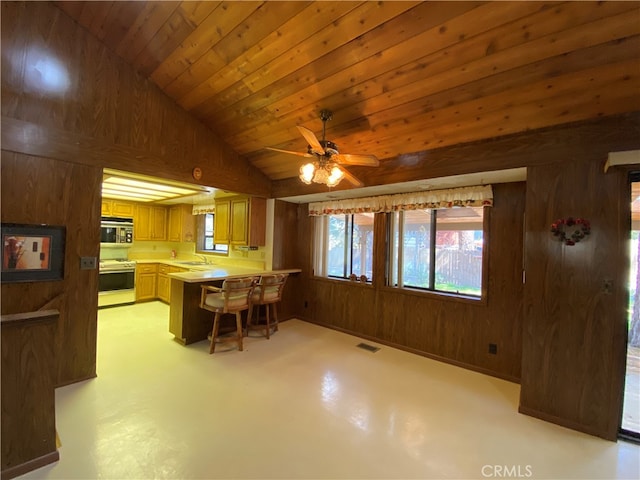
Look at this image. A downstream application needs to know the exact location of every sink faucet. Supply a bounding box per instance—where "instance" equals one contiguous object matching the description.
[197,254,208,264]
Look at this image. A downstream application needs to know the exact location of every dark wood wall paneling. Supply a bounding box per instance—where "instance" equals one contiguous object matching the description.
[1,311,59,479]
[1,152,102,386]
[520,156,630,440]
[297,183,525,382]
[0,1,271,197]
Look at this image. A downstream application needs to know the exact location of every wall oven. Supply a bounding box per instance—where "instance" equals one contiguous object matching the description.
[98,259,136,308]
[101,217,134,247]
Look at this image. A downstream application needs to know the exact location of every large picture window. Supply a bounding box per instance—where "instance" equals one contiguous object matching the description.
[313,213,374,281]
[388,207,485,297]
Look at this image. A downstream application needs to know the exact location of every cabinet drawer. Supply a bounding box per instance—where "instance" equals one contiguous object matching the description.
[137,264,157,274]
[158,264,170,275]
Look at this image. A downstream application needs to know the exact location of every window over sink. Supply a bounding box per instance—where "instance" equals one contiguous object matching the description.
[196,213,228,254]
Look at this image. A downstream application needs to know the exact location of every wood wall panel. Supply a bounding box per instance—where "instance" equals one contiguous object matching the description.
[1,151,102,386]
[0,1,270,197]
[299,183,525,382]
[1,311,59,478]
[521,156,628,440]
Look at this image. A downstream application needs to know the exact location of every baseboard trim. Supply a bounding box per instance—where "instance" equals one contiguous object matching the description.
[1,450,59,480]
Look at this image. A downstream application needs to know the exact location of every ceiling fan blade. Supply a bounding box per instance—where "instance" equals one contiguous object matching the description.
[265,147,312,158]
[297,125,325,155]
[333,153,379,167]
[339,167,364,187]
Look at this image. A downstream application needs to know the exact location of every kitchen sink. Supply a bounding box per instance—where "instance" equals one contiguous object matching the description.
[176,261,210,266]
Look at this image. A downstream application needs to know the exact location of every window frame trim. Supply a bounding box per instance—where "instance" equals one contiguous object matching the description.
[386,206,490,301]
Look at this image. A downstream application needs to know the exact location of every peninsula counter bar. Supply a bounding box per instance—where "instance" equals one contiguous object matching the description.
[167,267,301,345]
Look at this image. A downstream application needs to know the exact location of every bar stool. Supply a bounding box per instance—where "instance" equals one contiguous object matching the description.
[199,277,255,354]
[245,273,288,339]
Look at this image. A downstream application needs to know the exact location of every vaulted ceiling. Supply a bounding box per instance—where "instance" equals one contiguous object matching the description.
[54,1,640,187]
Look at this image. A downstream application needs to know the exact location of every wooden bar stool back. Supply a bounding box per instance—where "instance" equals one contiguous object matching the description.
[245,273,288,339]
[199,277,255,354]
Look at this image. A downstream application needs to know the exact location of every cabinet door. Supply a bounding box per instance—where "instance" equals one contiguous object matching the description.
[157,275,170,302]
[230,198,249,245]
[152,207,167,240]
[136,273,156,301]
[101,201,112,216]
[214,199,230,244]
[112,201,134,218]
[134,205,151,241]
[168,206,181,242]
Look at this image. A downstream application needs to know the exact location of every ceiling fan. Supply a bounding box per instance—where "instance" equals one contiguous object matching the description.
[266,109,379,187]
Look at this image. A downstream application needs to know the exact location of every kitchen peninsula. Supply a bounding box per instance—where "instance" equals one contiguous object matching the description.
[167,266,301,345]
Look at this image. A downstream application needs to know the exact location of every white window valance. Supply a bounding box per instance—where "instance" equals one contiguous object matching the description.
[308,185,493,216]
[192,204,215,215]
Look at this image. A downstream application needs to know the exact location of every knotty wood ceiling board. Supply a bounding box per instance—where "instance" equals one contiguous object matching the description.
[55,1,640,185]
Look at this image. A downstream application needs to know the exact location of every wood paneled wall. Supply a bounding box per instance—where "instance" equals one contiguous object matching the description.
[1,152,102,386]
[521,157,629,440]
[296,183,525,382]
[272,200,305,321]
[0,1,270,197]
[1,311,59,479]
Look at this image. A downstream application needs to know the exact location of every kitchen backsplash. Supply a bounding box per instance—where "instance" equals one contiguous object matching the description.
[126,241,266,269]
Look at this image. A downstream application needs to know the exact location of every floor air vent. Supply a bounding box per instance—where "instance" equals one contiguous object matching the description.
[356,342,380,353]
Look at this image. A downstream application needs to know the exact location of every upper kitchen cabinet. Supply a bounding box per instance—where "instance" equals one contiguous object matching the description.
[168,204,195,243]
[214,196,266,246]
[134,204,167,241]
[102,200,135,218]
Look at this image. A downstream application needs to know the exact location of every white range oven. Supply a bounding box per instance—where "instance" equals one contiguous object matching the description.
[98,259,136,308]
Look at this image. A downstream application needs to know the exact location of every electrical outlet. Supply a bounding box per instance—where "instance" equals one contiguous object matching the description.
[80,256,97,270]
[602,279,613,294]
[489,343,498,355]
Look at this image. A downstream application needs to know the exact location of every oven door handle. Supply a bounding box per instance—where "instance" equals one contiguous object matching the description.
[99,269,135,274]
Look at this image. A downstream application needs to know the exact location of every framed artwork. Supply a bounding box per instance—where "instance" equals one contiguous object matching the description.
[1,223,66,283]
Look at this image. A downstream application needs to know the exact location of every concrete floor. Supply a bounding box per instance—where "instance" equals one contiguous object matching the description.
[19,301,640,479]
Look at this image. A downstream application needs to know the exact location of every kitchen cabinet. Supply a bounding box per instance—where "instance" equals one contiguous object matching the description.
[136,263,157,301]
[168,204,195,242]
[102,200,135,218]
[213,199,230,244]
[157,264,188,303]
[134,205,167,241]
[214,196,266,246]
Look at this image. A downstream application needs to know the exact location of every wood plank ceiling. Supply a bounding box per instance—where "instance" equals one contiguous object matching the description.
[54,1,640,186]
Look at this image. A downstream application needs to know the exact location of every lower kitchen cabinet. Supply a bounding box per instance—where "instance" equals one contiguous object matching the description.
[156,264,190,303]
[136,263,157,301]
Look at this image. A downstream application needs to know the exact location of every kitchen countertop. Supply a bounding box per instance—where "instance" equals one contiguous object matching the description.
[167,267,301,284]
[132,258,300,283]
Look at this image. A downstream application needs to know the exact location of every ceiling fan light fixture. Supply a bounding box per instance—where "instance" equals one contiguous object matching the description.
[299,160,344,187]
[300,162,316,184]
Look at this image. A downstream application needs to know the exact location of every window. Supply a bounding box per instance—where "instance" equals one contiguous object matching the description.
[313,213,374,281]
[388,207,485,297]
[196,214,228,254]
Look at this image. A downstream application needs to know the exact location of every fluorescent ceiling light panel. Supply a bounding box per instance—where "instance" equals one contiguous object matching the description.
[104,177,197,195]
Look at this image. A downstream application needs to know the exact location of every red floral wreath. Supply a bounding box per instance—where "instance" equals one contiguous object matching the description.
[550,217,591,246]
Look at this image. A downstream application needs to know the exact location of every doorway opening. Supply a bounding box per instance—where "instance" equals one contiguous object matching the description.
[622,175,640,440]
